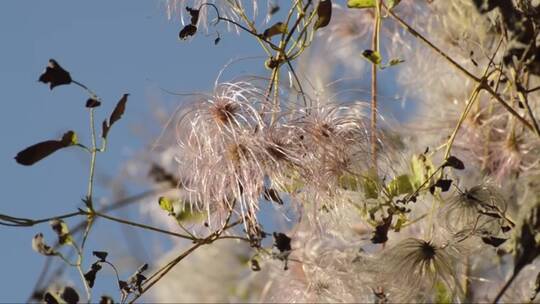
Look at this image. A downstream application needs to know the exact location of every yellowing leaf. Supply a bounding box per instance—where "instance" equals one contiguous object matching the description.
[347,0,375,9]
[262,22,287,39]
[50,219,73,245]
[362,49,382,65]
[387,0,402,9]
[158,196,175,216]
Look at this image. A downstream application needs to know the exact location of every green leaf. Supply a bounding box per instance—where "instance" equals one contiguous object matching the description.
[314,0,332,30]
[362,49,382,65]
[362,170,380,199]
[158,196,175,216]
[380,58,405,69]
[435,280,453,303]
[347,0,375,9]
[393,214,407,232]
[388,58,405,66]
[338,173,361,191]
[387,175,413,197]
[410,153,434,189]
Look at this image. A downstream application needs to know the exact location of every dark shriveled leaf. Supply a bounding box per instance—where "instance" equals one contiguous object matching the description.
[148,164,180,187]
[513,202,540,274]
[273,232,291,252]
[314,0,332,30]
[102,120,110,139]
[269,3,280,15]
[251,259,261,271]
[84,262,103,288]
[371,214,392,244]
[99,295,115,304]
[93,251,108,262]
[118,280,129,292]
[39,59,72,90]
[43,292,60,304]
[109,94,129,128]
[186,7,200,25]
[263,188,284,205]
[430,179,452,194]
[137,263,148,273]
[15,140,65,166]
[179,24,197,40]
[444,156,465,170]
[15,131,77,166]
[86,98,101,108]
[61,286,79,304]
[481,236,507,247]
[435,179,452,192]
[531,271,540,301]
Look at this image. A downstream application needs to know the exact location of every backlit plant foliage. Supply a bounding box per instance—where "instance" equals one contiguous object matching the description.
[3,0,540,303]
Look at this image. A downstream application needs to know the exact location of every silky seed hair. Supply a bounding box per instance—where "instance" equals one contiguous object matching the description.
[440,184,508,237]
[377,238,463,302]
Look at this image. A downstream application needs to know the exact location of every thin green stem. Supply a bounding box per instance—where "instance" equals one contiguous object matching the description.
[128,242,203,304]
[127,211,243,303]
[443,84,482,160]
[443,37,505,160]
[27,190,160,300]
[76,263,92,301]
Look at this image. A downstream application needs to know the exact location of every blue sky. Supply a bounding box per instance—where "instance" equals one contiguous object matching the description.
[0,1,267,301]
